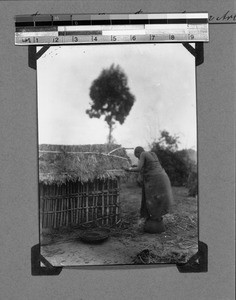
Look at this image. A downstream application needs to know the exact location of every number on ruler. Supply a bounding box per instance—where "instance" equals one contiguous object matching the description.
[22,38,31,43]
[34,37,39,43]
[53,37,59,42]
[188,34,194,40]
[111,35,117,41]
[72,36,79,42]
[169,34,175,40]
[130,35,136,41]
[91,36,98,41]
[150,35,156,40]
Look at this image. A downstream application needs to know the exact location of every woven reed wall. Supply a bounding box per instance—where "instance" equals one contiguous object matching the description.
[40,179,120,229]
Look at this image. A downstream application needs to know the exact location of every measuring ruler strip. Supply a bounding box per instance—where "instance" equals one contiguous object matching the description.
[15,33,206,45]
[15,33,208,44]
[15,31,208,44]
[15,24,207,37]
[15,13,209,45]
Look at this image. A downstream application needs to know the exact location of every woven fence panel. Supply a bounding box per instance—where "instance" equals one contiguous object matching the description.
[40,179,120,229]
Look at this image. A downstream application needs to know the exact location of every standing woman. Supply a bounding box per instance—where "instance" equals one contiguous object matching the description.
[126,146,174,233]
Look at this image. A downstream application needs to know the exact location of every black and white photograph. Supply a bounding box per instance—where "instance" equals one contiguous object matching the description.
[37,43,198,266]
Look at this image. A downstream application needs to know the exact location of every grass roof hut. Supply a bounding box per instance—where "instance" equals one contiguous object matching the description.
[39,144,130,229]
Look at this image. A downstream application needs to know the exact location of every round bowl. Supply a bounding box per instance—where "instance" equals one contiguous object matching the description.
[79,229,110,244]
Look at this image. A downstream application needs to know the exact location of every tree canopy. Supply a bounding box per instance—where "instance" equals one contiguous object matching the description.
[86,64,135,143]
[157,130,180,152]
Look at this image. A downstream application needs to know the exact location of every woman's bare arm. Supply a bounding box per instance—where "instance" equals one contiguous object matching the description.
[129,152,145,172]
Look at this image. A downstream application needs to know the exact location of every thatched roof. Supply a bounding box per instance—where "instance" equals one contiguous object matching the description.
[39,144,130,185]
[39,144,129,155]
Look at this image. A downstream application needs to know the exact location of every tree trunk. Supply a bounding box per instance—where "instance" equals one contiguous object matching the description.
[108,123,113,144]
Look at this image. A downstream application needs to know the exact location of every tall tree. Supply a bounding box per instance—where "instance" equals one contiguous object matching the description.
[157,130,180,151]
[86,64,135,143]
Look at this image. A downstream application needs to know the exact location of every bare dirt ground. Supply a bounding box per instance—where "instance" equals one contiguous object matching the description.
[41,183,198,266]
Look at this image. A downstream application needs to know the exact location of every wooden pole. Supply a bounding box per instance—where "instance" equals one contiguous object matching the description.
[66,197,68,227]
[66,182,69,226]
[76,182,78,224]
[80,183,82,224]
[51,186,53,228]
[62,196,65,227]
[53,185,56,228]
[113,180,116,225]
[102,180,105,226]
[81,183,83,224]
[55,186,59,228]
[57,186,60,228]
[93,180,96,224]
[58,196,61,227]
[107,180,110,225]
[71,188,74,225]
[67,182,69,227]
[49,187,52,228]
[64,183,67,227]
[56,186,61,228]
[40,184,44,229]
[69,183,71,226]
[70,182,73,225]
[76,181,79,224]
[54,197,57,229]
[44,187,49,227]
[61,187,64,227]
[52,185,57,228]
[50,186,53,228]
[86,183,89,223]
[45,187,48,228]
[67,183,69,227]
[60,185,63,227]
[64,183,67,226]
[50,188,52,228]
[72,183,75,225]
[115,179,120,223]
[75,184,77,224]
[53,200,55,229]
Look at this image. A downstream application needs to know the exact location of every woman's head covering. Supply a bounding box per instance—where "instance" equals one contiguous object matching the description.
[134,146,144,158]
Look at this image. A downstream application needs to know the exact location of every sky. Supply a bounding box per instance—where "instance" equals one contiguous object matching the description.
[37,43,196,150]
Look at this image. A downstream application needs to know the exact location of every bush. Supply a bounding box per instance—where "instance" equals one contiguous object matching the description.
[150,131,197,193]
[186,170,198,197]
[151,144,188,186]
